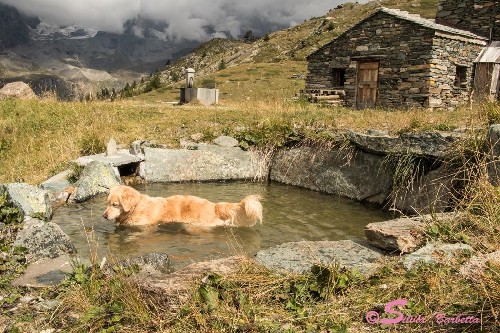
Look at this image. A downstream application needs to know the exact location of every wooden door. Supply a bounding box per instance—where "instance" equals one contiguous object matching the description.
[356,61,379,109]
[473,63,493,99]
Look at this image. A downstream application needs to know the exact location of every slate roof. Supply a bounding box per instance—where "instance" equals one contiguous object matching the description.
[308,7,488,59]
[379,7,488,41]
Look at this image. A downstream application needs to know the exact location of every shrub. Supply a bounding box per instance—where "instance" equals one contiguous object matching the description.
[79,134,105,156]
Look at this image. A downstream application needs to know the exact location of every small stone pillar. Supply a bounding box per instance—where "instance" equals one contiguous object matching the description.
[185,68,195,88]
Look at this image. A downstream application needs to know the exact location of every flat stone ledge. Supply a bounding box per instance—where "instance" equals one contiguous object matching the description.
[12,256,75,288]
[75,149,143,167]
[255,240,384,276]
[347,130,463,158]
[40,170,71,194]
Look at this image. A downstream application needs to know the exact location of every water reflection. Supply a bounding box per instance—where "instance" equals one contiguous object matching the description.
[52,182,390,268]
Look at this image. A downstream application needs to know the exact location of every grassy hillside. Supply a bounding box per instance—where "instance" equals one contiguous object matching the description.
[129,0,439,104]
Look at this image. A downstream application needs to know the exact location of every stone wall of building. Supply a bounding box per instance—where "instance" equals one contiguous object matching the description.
[306,11,485,109]
[427,35,484,108]
[436,0,499,40]
[307,12,435,108]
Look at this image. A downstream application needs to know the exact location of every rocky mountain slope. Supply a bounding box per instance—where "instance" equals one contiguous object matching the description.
[0,4,200,99]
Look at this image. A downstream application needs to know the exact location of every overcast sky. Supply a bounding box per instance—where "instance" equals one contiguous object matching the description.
[0,0,368,41]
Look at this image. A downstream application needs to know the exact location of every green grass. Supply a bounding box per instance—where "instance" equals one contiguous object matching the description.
[0,97,495,184]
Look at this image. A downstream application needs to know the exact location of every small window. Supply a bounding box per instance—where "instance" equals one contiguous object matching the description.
[454,65,468,88]
[331,68,346,87]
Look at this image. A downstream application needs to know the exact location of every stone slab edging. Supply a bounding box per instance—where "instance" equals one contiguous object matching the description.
[255,240,384,276]
[346,130,464,158]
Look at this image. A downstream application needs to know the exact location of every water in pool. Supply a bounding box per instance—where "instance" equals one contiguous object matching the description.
[52,182,391,268]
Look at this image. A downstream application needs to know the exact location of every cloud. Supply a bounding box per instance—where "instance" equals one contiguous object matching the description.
[0,0,367,41]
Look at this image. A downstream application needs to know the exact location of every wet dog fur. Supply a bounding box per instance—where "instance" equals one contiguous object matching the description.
[102,185,263,227]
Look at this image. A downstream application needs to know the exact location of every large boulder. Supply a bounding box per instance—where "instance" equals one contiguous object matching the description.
[0,82,37,100]
[70,161,121,202]
[143,145,263,182]
[13,217,76,263]
[365,217,424,253]
[270,145,394,204]
[0,183,52,220]
[255,240,384,276]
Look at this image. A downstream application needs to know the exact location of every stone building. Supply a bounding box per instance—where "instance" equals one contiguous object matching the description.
[305,1,499,109]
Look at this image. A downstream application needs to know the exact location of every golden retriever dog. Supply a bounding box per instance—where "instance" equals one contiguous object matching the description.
[102,185,263,227]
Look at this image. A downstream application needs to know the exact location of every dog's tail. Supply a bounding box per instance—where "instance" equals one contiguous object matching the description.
[215,195,263,227]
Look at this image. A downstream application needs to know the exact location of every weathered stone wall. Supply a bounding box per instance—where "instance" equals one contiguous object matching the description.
[428,35,484,108]
[307,12,435,108]
[306,11,485,109]
[436,0,499,40]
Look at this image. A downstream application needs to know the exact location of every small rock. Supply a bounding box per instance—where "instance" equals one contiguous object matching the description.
[0,251,9,261]
[19,296,34,304]
[106,138,118,156]
[37,299,61,311]
[179,139,199,150]
[129,140,145,156]
[367,129,389,136]
[459,250,500,282]
[190,133,204,142]
[39,329,55,333]
[402,242,473,270]
[365,217,424,253]
[213,135,239,147]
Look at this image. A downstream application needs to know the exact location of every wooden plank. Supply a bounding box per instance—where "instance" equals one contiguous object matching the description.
[356,61,379,109]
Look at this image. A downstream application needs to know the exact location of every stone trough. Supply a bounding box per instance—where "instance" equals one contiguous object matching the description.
[4,127,500,290]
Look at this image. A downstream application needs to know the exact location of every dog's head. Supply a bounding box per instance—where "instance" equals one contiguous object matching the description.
[102,185,141,223]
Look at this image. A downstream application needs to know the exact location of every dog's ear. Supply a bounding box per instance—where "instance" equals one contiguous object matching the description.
[119,186,140,212]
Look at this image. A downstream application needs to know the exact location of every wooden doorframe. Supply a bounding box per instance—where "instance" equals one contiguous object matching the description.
[355,60,380,109]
